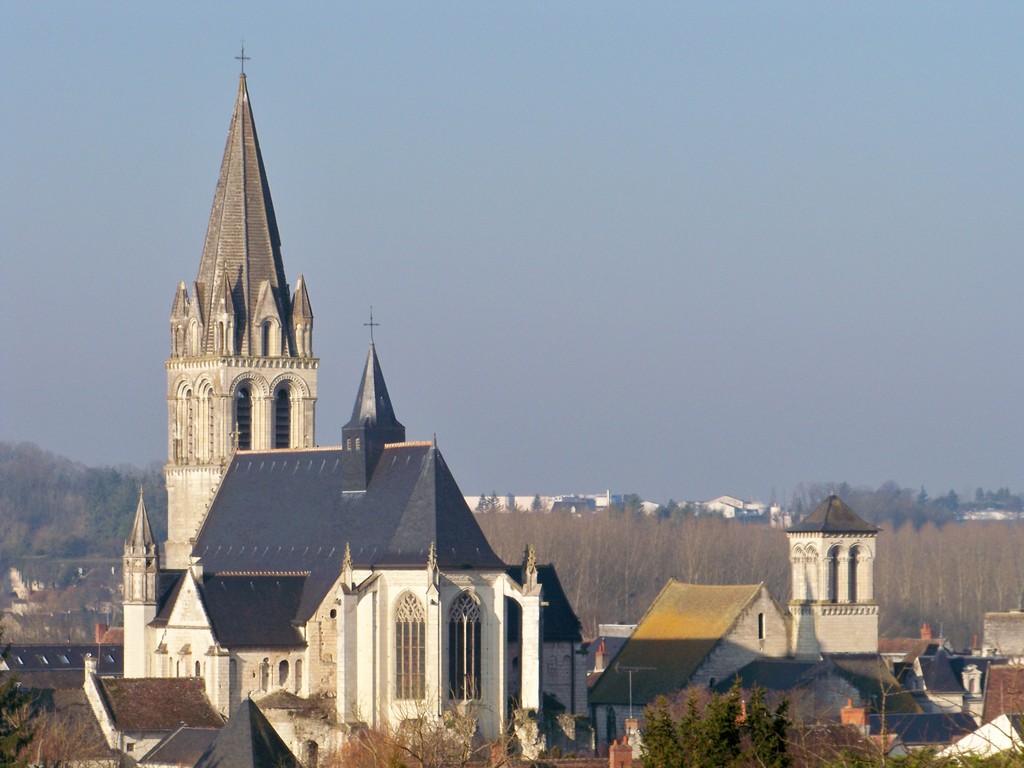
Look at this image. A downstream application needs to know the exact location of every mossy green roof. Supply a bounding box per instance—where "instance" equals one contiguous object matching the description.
[589,580,764,705]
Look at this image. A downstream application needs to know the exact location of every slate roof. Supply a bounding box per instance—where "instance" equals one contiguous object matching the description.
[588,580,765,705]
[140,726,222,767]
[506,564,582,642]
[195,698,300,768]
[96,677,224,731]
[868,712,977,747]
[877,638,941,662]
[3,644,123,681]
[719,655,920,715]
[200,575,307,648]
[192,442,505,625]
[919,649,963,692]
[816,654,920,714]
[788,494,879,534]
[346,343,404,431]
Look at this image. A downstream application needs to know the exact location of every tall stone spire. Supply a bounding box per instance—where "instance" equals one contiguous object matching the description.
[342,344,406,491]
[193,73,291,356]
[163,75,319,568]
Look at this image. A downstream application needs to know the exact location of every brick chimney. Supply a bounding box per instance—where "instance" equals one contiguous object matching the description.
[594,641,607,673]
[920,622,932,640]
[609,737,633,768]
[94,623,108,644]
[840,698,869,734]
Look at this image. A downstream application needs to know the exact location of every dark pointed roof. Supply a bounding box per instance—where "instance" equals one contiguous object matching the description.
[346,344,403,430]
[788,494,879,534]
[194,698,299,768]
[128,489,155,550]
[194,75,291,356]
[191,442,505,624]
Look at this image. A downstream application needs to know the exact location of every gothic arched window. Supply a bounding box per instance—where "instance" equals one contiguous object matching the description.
[449,591,481,700]
[395,593,425,700]
[274,387,290,449]
[235,387,252,450]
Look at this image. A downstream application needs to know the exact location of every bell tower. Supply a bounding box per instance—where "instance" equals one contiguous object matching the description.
[165,74,318,568]
[787,494,879,658]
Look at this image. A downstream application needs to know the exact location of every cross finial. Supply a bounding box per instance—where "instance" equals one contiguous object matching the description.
[236,44,250,75]
[364,306,380,344]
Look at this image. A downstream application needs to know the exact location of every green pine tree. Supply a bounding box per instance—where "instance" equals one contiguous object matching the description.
[640,697,683,768]
[0,631,34,766]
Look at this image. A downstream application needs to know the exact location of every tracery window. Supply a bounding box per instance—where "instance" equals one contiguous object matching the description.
[449,591,481,700]
[395,593,425,699]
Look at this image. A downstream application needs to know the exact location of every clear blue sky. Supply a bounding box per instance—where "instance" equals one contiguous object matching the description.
[2,3,1022,504]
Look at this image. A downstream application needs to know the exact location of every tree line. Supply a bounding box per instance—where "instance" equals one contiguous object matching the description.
[479,506,1024,649]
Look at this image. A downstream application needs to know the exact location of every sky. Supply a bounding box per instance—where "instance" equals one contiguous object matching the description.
[2,3,1022,505]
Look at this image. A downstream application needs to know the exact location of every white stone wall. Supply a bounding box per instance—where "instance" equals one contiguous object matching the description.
[694,588,789,687]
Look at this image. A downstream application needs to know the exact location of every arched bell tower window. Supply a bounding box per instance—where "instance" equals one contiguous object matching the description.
[848,545,862,603]
[449,591,481,700]
[395,592,425,700]
[827,545,841,604]
[274,387,291,449]
[235,387,252,450]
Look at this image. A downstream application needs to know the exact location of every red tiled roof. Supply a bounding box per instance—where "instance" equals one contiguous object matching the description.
[982,664,1024,724]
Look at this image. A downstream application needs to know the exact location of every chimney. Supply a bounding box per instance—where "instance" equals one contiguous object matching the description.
[609,737,633,768]
[921,622,932,640]
[94,623,108,644]
[595,641,607,673]
[840,698,869,734]
[83,653,98,686]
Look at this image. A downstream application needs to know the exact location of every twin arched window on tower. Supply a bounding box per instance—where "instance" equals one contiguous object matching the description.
[232,383,292,450]
[827,544,865,604]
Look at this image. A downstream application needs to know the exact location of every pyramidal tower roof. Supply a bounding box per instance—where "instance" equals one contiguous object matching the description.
[788,493,879,534]
[194,74,290,355]
[346,343,404,430]
[194,698,299,768]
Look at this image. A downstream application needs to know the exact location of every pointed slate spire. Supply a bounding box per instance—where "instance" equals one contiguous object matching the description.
[346,343,404,431]
[128,488,155,551]
[341,344,406,492]
[193,74,294,357]
[194,698,299,768]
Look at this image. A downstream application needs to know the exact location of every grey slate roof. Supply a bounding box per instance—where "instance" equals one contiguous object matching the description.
[194,698,300,768]
[141,726,222,768]
[192,442,504,625]
[346,343,404,431]
[868,712,977,747]
[789,494,879,534]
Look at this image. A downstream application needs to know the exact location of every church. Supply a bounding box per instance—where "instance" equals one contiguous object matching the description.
[122,73,586,749]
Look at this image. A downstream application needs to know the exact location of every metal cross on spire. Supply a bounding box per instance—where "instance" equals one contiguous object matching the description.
[364,306,380,344]
[236,44,250,75]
